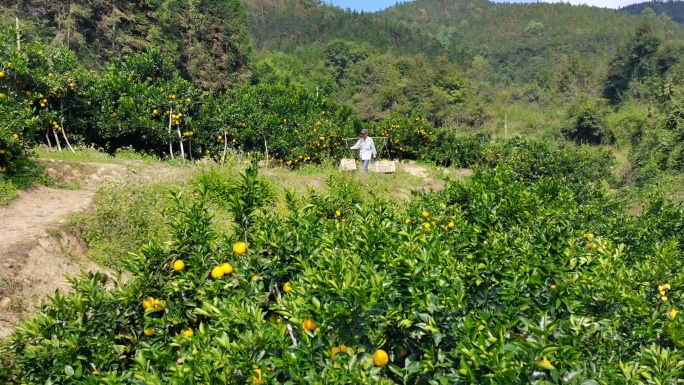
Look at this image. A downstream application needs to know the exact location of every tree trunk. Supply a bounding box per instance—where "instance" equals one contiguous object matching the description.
[168,108,174,159]
[45,129,52,149]
[52,130,62,151]
[15,17,20,51]
[177,125,185,160]
[263,134,269,168]
[221,130,228,165]
[60,116,75,153]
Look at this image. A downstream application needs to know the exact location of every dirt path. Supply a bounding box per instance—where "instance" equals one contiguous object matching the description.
[1,188,93,250]
[0,160,132,338]
[0,161,129,250]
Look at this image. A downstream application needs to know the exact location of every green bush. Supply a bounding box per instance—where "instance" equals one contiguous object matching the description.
[70,180,184,268]
[4,165,684,384]
[561,94,614,145]
[0,177,18,205]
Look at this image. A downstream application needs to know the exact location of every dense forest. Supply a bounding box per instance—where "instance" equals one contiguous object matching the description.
[623,0,684,24]
[1,0,253,90]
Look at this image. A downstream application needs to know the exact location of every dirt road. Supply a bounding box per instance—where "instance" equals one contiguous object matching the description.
[0,160,127,338]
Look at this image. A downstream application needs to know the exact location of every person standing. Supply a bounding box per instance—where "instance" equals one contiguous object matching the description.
[350,129,377,174]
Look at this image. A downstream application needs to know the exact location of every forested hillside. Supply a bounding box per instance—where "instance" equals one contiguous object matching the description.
[0,0,253,90]
[241,0,441,56]
[623,1,684,23]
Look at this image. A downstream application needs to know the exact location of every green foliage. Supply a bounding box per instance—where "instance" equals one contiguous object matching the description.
[0,177,18,205]
[0,26,67,188]
[70,180,182,268]
[603,21,663,103]
[3,164,684,384]
[561,94,614,145]
[623,1,684,24]
[6,0,253,89]
[629,86,684,181]
[196,162,275,241]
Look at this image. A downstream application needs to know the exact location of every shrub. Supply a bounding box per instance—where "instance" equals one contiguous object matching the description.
[562,94,614,145]
[4,166,684,384]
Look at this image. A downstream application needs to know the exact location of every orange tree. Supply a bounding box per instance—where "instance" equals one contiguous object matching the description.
[3,162,684,384]
[371,116,434,161]
[0,27,80,185]
[192,84,361,166]
[78,49,202,157]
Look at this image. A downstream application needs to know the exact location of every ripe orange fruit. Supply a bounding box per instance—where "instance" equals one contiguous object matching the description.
[142,297,154,309]
[181,327,194,337]
[211,266,224,279]
[0,149,5,154]
[0,71,4,78]
[302,319,317,331]
[447,221,455,229]
[550,284,558,290]
[423,223,430,230]
[143,328,155,336]
[153,299,166,311]
[251,274,260,282]
[331,346,342,361]
[153,109,158,115]
[335,210,341,217]
[173,260,185,271]
[234,241,247,255]
[340,344,348,354]
[283,282,293,294]
[373,349,389,366]
[441,203,446,209]
[0,93,5,99]
[422,211,429,218]
[220,263,233,275]
[0,167,6,173]
[252,368,262,384]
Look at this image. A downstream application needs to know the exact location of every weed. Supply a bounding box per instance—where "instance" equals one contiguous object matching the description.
[0,178,18,205]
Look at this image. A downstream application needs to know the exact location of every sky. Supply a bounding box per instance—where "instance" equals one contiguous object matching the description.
[326,0,644,12]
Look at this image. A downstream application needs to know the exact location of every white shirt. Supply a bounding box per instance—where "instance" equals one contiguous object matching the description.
[350,137,377,161]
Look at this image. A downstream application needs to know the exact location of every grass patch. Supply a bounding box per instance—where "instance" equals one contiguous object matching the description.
[0,178,19,205]
[35,146,158,165]
[69,180,188,268]
[619,171,684,208]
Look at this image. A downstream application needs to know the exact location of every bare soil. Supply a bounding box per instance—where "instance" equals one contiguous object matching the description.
[0,160,132,338]
[0,227,107,338]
